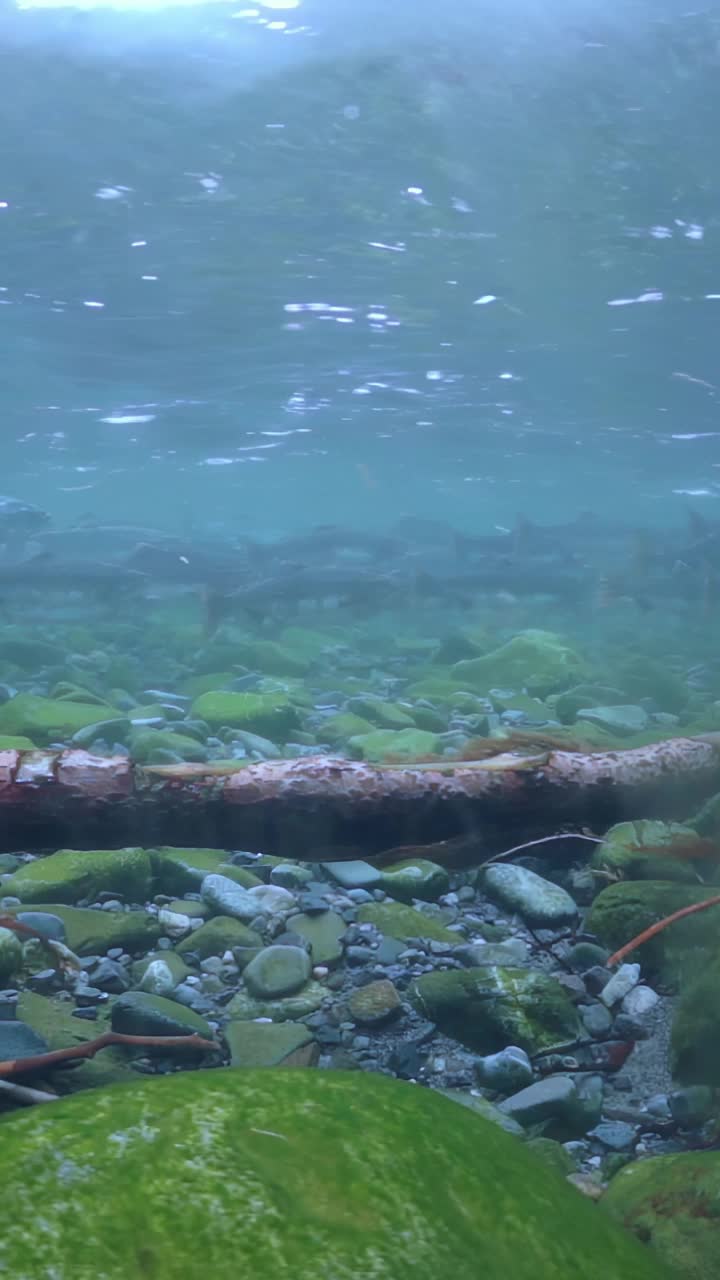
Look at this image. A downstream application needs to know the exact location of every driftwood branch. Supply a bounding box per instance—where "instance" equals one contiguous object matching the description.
[0,1031,218,1078]
[0,738,717,857]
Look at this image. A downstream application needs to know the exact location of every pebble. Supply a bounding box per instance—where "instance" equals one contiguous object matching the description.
[243,946,312,999]
[475,1046,533,1093]
[600,964,641,1008]
[482,864,578,928]
[621,984,659,1018]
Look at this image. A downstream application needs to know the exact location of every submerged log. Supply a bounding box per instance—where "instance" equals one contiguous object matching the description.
[0,737,718,858]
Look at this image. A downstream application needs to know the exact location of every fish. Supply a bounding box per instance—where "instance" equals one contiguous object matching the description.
[0,552,147,594]
[247,525,406,568]
[0,497,50,555]
[208,565,401,628]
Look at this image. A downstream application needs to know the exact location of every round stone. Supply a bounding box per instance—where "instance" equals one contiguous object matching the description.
[243,946,312,999]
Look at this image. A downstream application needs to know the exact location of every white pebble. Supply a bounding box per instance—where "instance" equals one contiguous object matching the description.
[313,966,329,979]
[621,984,659,1018]
[157,908,193,938]
[600,963,640,1007]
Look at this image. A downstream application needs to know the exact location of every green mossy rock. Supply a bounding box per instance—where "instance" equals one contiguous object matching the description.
[111,991,214,1040]
[0,694,113,742]
[131,951,192,991]
[0,1069,667,1280]
[348,697,416,729]
[176,917,262,959]
[591,821,714,884]
[4,903,160,956]
[150,847,262,895]
[603,1149,720,1279]
[612,656,689,714]
[357,901,458,943]
[670,953,720,1087]
[451,631,587,697]
[129,729,209,764]
[15,992,138,1093]
[236,639,311,676]
[226,980,326,1022]
[437,1088,526,1136]
[554,685,628,724]
[278,626,337,660]
[287,911,346,967]
[410,967,583,1053]
[223,1021,317,1068]
[0,734,35,750]
[0,927,22,980]
[180,672,235,698]
[3,847,152,906]
[348,728,440,761]
[191,690,300,738]
[406,675,471,701]
[378,859,450,903]
[321,712,375,744]
[586,882,720,983]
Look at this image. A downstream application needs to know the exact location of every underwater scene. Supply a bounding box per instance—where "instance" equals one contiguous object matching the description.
[1,0,720,1275]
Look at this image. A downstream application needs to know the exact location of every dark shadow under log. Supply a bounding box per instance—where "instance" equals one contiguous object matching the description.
[0,737,718,857]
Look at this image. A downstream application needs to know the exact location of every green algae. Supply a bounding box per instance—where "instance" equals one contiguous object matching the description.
[0,1069,668,1280]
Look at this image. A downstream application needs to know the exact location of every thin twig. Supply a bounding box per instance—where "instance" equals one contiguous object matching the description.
[476,832,603,873]
[0,1031,218,1078]
[606,894,720,967]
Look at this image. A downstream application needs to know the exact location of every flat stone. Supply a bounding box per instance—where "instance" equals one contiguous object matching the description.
[499,1076,577,1128]
[287,911,345,968]
[576,705,649,736]
[589,1121,637,1151]
[15,911,66,941]
[600,964,641,1008]
[243,946,312,999]
[482,864,578,928]
[324,860,382,890]
[224,1021,318,1068]
[621,984,659,1018]
[111,991,213,1040]
[0,1020,49,1059]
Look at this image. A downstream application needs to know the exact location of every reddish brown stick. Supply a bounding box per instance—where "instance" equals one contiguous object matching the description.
[0,1031,218,1078]
[606,894,720,967]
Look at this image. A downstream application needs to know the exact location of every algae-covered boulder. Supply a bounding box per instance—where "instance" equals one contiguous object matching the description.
[586,882,720,983]
[348,728,440,761]
[554,684,628,724]
[357,901,458,943]
[0,734,35,750]
[4,903,160,956]
[128,729,209,764]
[603,1149,720,1279]
[3,847,152,906]
[191,690,300,738]
[347,697,416,729]
[670,952,720,1087]
[236,639,311,677]
[0,694,113,742]
[149,847,262,895]
[612,655,689,714]
[223,1021,317,1068]
[451,630,587,696]
[176,916,262,959]
[15,992,138,1093]
[0,1069,665,1280]
[0,927,22,981]
[591,821,715,884]
[378,859,450,903]
[321,712,375,744]
[225,980,326,1022]
[410,966,583,1053]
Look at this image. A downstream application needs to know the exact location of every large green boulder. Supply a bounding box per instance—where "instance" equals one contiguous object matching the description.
[128,729,209,764]
[3,903,160,956]
[149,847,262,895]
[591,821,715,884]
[0,1069,666,1280]
[348,728,440,761]
[191,691,300,738]
[3,848,152,906]
[378,859,450,903]
[410,966,583,1053]
[236,639,311,677]
[670,952,720,1086]
[15,992,138,1093]
[451,631,587,696]
[603,1150,720,1279]
[176,916,262,959]
[357,901,458,943]
[348,697,416,729]
[612,656,689,714]
[0,694,113,742]
[586,882,720,983]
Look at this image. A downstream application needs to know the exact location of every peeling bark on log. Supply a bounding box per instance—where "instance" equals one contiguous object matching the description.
[0,738,717,857]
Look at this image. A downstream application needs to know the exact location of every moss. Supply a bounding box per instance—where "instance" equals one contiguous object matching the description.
[347,728,440,761]
[586,882,720,984]
[378,859,450,903]
[671,953,720,1086]
[0,735,35,750]
[149,847,262,896]
[191,690,300,738]
[128,729,209,763]
[3,903,160,956]
[0,1069,666,1279]
[15,992,138,1094]
[603,1149,720,1279]
[3,848,152,906]
[410,966,582,1054]
[357,902,458,943]
[451,631,587,696]
[321,712,375,744]
[235,639,311,677]
[591,821,713,885]
[176,917,262,959]
[0,694,114,742]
